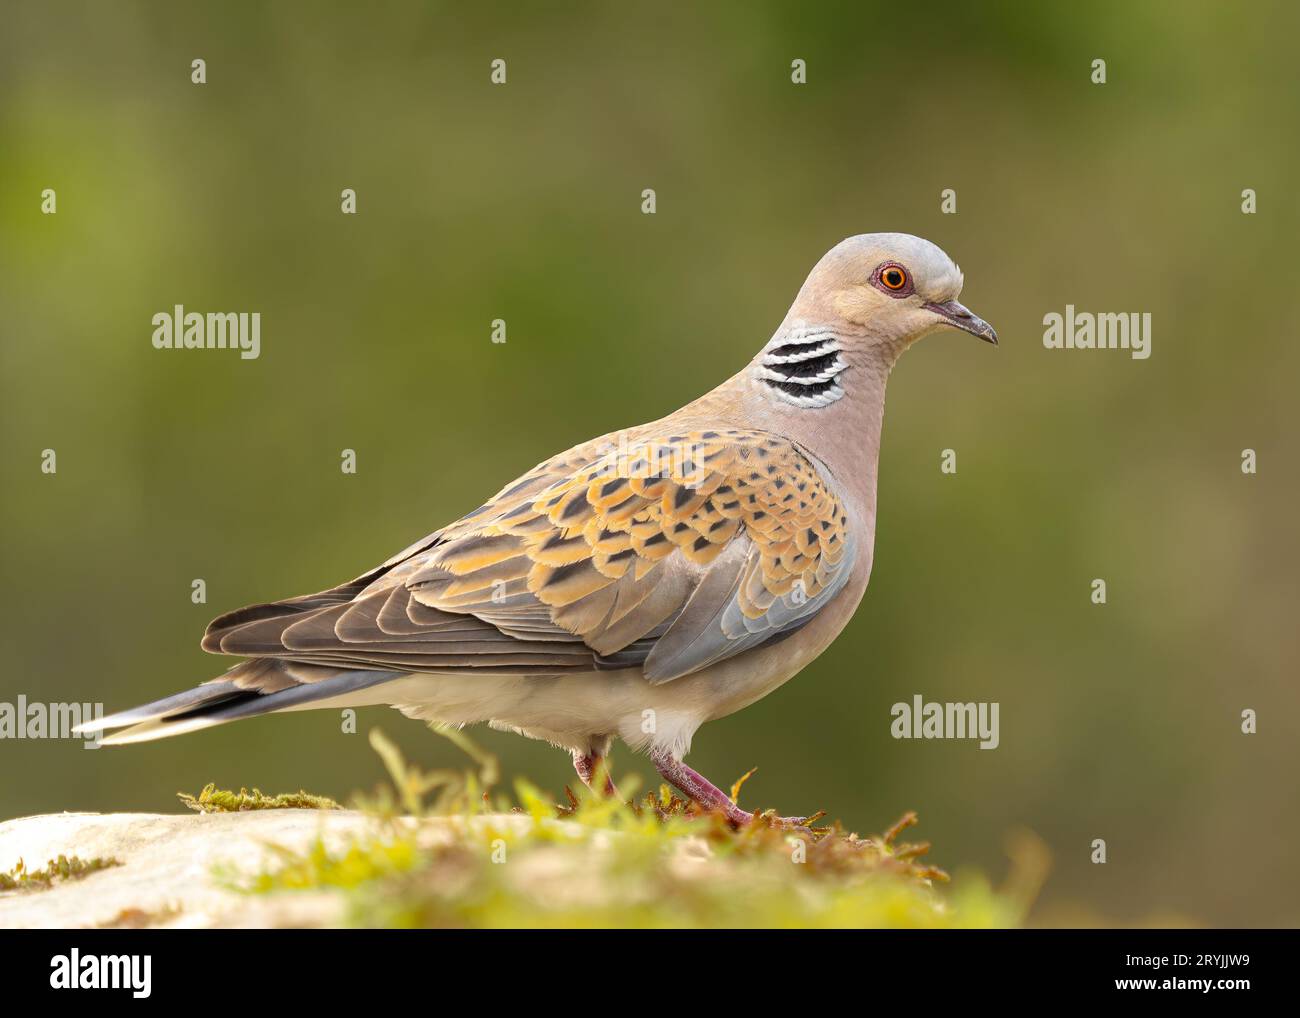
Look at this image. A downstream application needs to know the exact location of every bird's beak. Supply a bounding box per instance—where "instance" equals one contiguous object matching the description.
[923,300,998,345]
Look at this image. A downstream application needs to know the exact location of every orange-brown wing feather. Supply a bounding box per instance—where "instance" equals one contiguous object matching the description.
[405,428,853,674]
[205,428,854,681]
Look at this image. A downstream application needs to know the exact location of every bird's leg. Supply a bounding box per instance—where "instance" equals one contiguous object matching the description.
[572,749,619,797]
[650,750,810,828]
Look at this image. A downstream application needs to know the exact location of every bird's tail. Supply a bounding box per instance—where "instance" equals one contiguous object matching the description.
[72,659,406,746]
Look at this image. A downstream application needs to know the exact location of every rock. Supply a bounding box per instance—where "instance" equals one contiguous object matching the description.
[0,806,967,928]
[0,809,530,929]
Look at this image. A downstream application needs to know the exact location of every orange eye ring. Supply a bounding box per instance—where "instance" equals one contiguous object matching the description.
[880,265,908,291]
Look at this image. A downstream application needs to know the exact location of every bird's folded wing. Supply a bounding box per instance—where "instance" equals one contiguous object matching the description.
[204,427,855,684]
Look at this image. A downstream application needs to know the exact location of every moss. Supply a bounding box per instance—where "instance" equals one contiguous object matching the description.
[178,782,342,813]
[219,727,1030,928]
[228,835,421,893]
[0,854,120,892]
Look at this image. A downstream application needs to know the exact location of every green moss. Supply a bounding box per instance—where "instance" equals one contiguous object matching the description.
[0,854,120,892]
[229,835,421,893]
[178,782,342,813]
[220,727,1031,928]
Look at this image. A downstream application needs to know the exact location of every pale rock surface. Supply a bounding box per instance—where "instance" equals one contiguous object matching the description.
[0,809,546,929]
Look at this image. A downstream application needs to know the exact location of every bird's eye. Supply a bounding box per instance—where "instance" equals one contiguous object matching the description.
[880,265,908,291]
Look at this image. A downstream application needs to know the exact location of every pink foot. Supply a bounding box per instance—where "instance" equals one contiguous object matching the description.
[572,749,620,798]
[650,750,815,829]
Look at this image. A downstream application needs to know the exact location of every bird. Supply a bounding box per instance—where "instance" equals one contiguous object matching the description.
[78,233,996,825]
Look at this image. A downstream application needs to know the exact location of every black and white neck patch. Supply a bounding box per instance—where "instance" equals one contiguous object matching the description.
[755,326,846,407]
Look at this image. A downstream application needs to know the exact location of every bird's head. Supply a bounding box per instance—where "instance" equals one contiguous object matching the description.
[791,232,997,349]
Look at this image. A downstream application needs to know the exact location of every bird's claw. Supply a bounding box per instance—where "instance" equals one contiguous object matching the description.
[739,808,828,832]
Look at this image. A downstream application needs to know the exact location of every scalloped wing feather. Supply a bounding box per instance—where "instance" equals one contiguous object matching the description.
[203,428,854,684]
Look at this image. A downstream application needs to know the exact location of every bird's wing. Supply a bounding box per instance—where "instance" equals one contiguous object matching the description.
[203,427,855,684]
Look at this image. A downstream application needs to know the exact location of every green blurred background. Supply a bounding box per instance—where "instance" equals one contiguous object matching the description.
[2,1,1297,926]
